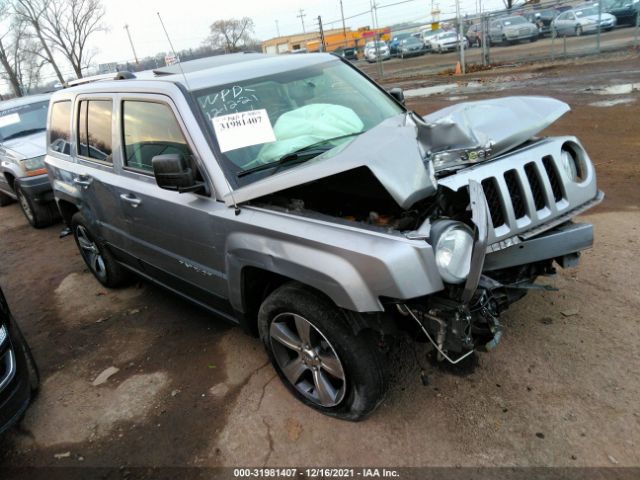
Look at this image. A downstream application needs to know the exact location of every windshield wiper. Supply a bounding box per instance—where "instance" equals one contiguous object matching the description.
[236,132,363,178]
[2,127,46,141]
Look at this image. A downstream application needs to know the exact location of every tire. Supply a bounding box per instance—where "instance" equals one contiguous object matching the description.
[576,26,583,36]
[15,185,59,228]
[0,191,13,207]
[71,212,129,288]
[258,282,388,421]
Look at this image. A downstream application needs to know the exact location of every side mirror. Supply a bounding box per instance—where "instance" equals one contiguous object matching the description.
[151,153,198,192]
[389,87,405,106]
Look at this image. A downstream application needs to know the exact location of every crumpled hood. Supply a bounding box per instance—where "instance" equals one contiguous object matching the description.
[224,96,569,209]
[0,131,47,160]
[417,96,569,171]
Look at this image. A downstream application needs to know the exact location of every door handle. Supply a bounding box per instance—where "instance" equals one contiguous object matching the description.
[120,193,142,208]
[73,176,93,189]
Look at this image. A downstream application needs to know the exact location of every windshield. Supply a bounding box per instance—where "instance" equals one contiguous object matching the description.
[0,100,49,142]
[366,41,387,48]
[440,32,457,39]
[503,17,527,25]
[575,7,599,16]
[195,60,403,185]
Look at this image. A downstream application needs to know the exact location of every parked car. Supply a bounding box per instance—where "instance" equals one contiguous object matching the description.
[421,28,443,50]
[489,16,539,44]
[0,94,60,228]
[46,54,602,420]
[552,6,617,35]
[525,8,562,36]
[0,284,39,435]
[364,40,390,62]
[388,32,413,55]
[607,0,639,26]
[430,31,468,53]
[333,47,358,61]
[397,36,426,58]
[465,23,483,47]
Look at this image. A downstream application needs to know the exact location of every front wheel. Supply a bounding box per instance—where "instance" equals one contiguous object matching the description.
[15,186,59,228]
[575,25,583,36]
[258,283,387,421]
[71,212,129,288]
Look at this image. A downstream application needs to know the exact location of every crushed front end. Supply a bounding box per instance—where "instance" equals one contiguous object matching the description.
[397,101,603,363]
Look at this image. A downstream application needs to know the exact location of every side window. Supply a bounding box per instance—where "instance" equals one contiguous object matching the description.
[77,99,113,163]
[121,101,191,173]
[49,101,72,155]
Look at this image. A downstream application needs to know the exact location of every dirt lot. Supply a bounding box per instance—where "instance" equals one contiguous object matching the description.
[0,55,639,473]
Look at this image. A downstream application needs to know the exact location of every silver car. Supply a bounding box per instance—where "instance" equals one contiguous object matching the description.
[364,40,390,62]
[489,16,539,45]
[552,6,617,36]
[46,54,602,420]
[0,93,59,227]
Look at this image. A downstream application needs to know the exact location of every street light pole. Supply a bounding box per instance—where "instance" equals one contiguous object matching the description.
[275,19,281,37]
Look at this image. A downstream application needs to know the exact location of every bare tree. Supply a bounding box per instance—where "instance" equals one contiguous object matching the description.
[13,0,65,83]
[206,17,256,53]
[37,0,105,78]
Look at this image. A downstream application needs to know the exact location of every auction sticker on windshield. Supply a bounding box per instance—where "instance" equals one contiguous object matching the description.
[212,109,276,153]
[0,113,20,128]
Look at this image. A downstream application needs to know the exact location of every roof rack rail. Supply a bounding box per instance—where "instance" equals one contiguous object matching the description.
[64,71,136,88]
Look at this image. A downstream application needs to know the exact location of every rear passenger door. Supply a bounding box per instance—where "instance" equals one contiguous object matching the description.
[115,94,231,315]
[73,96,130,249]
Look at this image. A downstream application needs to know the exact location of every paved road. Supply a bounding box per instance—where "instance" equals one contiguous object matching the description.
[0,56,639,473]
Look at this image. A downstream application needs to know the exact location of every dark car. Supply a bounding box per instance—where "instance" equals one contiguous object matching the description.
[608,0,640,25]
[398,36,426,58]
[526,8,562,36]
[333,47,358,61]
[0,284,38,435]
[465,23,483,47]
[389,32,413,55]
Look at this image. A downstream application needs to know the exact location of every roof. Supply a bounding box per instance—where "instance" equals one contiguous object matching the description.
[0,93,52,111]
[59,53,341,95]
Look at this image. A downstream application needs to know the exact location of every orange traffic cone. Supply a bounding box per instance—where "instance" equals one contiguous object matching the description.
[454,62,462,75]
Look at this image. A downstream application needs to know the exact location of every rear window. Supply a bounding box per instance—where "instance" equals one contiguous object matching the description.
[49,101,72,155]
[77,99,113,163]
[122,101,191,173]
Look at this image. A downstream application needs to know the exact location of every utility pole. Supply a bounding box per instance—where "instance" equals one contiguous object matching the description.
[339,0,347,43]
[297,9,307,33]
[124,24,139,64]
[318,15,326,51]
[455,0,465,74]
[275,19,281,37]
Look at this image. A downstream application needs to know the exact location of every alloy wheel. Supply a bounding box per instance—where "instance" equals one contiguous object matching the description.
[269,312,347,407]
[16,190,34,223]
[76,225,107,281]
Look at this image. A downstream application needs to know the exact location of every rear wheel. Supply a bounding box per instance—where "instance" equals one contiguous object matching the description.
[71,212,129,288]
[258,283,387,421]
[575,25,583,36]
[15,185,59,228]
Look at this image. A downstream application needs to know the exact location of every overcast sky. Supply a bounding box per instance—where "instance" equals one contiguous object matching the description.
[93,0,505,65]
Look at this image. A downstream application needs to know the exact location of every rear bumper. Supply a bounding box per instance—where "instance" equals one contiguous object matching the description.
[484,221,594,271]
[15,174,54,204]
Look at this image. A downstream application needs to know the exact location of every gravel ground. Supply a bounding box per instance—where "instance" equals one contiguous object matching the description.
[0,54,638,474]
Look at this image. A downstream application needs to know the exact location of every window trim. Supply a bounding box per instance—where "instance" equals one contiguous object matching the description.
[47,100,73,158]
[119,98,192,177]
[75,96,115,167]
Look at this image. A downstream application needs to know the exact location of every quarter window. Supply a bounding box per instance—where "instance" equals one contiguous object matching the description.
[77,99,113,162]
[49,101,72,155]
[122,101,191,173]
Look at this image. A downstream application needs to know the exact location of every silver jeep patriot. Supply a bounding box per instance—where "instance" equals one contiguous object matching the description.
[45,54,603,420]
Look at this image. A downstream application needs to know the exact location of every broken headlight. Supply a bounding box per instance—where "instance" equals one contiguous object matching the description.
[0,324,7,346]
[431,221,474,284]
[560,148,585,182]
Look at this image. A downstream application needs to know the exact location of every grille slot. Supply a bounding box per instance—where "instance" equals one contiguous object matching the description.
[482,177,505,228]
[543,156,563,202]
[524,162,546,210]
[504,170,526,219]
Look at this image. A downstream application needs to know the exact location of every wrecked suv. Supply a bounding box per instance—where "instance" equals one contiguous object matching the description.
[45,54,602,420]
